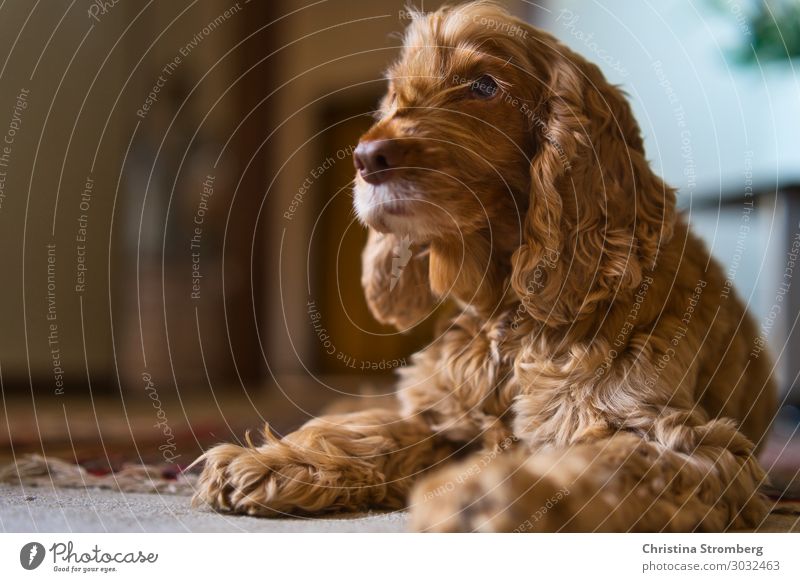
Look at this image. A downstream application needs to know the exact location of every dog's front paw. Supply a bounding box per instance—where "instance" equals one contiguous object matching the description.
[192,442,326,517]
[408,456,574,532]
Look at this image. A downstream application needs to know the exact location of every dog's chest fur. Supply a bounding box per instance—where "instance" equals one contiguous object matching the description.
[398,308,622,452]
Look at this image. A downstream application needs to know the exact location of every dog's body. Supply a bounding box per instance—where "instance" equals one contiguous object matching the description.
[195,2,775,531]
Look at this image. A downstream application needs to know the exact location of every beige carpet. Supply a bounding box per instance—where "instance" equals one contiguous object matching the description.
[0,483,407,533]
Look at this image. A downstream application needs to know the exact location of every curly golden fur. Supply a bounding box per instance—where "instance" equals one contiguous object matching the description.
[193,1,776,531]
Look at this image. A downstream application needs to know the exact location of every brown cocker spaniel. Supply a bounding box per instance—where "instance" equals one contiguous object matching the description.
[194,1,775,532]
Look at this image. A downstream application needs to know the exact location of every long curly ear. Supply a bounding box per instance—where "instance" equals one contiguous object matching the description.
[511,34,676,326]
[361,228,436,331]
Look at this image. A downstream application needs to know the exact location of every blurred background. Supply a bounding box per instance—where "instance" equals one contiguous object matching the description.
[0,0,797,491]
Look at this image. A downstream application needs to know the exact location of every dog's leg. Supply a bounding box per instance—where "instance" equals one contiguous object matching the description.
[409,417,769,532]
[193,409,448,516]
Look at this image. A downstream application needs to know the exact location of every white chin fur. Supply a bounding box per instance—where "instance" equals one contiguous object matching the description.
[353,182,439,240]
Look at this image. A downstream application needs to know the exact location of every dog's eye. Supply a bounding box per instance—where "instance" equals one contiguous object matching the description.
[470,75,498,99]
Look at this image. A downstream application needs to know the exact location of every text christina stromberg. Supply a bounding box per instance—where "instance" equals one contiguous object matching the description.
[642,543,763,557]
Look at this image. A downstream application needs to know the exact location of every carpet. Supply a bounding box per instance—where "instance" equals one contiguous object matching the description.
[0,484,407,533]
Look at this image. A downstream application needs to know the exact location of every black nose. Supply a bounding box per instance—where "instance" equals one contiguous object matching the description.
[353,139,405,185]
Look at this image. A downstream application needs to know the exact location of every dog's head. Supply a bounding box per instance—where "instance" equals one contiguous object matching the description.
[354,1,675,326]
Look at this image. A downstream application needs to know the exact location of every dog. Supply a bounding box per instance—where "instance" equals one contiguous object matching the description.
[193,1,775,532]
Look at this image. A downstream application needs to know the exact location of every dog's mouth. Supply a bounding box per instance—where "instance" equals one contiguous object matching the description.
[354,180,414,216]
[353,179,439,238]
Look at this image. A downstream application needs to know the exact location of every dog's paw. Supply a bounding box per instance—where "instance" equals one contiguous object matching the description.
[408,456,574,532]
[192,442,325,517]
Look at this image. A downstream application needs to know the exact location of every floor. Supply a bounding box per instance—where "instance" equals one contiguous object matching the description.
[0,484,407,533]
